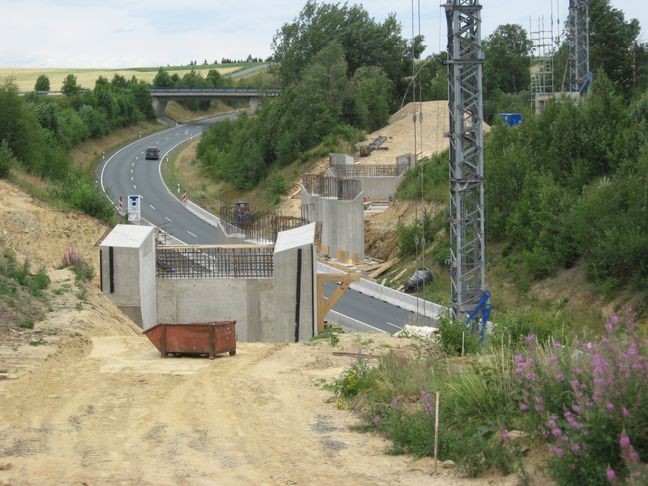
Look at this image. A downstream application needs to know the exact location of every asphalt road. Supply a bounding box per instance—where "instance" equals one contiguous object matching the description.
[99,114,413,334]
[100,115,237,244]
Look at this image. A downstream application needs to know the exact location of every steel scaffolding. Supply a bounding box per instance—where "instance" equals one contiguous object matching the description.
[530,17,555,113]
[444,0,487,318]
[568,0,591,93]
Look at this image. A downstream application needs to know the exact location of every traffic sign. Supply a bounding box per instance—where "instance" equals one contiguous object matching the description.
[128,194,142,222]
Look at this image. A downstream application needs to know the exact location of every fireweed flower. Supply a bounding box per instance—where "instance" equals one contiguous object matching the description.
[606,468,616,481]
[502,429,510,441]
[619,435,630,449]
[421,391,432,416]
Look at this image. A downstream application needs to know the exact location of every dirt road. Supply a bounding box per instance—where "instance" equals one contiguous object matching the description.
[0,325,493,485]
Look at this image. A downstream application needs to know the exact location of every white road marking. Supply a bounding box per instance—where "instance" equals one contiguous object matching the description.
[164,217,173,222]
[130,176,134,181]
[327,311,388,334]
[385,322,404,331]
[130,168,133,174]
[187,230,198,238]
[149,204,156,210]
[135,156,138,160]
[133,184,137,190]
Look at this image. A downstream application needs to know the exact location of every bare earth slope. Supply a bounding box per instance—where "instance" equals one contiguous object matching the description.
[0,179,512,485]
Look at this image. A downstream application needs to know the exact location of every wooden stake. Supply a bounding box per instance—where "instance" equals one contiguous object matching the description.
[461,331,465,357]
[434,391,440,474]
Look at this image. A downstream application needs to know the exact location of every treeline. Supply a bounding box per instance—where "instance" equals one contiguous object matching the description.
[486,73,648,296]
[0,74,156,222]
[197,1,414,190]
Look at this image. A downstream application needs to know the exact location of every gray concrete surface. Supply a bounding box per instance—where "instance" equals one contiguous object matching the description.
[272,224,317,341]
[156,278,274,342]
[99,225,157,329]
[301,186,365,263]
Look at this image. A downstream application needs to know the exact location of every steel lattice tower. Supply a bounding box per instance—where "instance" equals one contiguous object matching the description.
[568,0,590,93]
[445,0,487,318]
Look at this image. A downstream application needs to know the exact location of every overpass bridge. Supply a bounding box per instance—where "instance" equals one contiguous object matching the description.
[149,87,281,117]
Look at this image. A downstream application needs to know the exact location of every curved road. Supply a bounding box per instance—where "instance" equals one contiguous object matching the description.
[100,115,237,244]
[99,115,417,333]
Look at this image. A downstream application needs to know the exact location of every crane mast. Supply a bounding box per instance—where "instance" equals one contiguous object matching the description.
[445,0,488,320]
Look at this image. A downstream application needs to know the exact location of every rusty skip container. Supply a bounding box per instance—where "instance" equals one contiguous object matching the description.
[144,321,236,359]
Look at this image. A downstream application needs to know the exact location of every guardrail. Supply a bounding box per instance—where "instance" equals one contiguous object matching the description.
[150,88,281,96]
[317,262,445,323]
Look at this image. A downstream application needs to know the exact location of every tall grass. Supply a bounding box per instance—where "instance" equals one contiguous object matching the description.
[333,316,648,483]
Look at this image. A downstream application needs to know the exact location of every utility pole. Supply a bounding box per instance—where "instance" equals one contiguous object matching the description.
[568,0,591,94]
[444,0,487,320]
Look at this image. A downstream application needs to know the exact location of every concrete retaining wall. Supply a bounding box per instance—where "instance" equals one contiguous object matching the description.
[156,278,274,341]
[356,175,402,200]
[329,153,354,165]
[301,187,364,263]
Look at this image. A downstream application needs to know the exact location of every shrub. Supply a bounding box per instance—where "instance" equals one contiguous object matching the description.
[514,317,648,485]
[333,360,377,402]
[0,139,15,178]
[60,247,94,282]
[438,315,480,356]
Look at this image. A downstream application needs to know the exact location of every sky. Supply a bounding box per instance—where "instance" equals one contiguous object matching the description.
[0,0,646,68]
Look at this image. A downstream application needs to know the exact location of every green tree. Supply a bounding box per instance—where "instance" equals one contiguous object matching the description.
[271,0,408,106]
[206,69,223,87]
[34,74,50,92]
[61,74,80,96]
[589,0,641,96]
[0,139,15,178]
[153,67,174,88]
[483,24,532,96]
[419,53,447,101]
[111,74,129,89]
[344,66,391,131]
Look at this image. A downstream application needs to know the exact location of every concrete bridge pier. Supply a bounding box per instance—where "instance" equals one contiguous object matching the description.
[249,97,261,114]
[152,98,168,119]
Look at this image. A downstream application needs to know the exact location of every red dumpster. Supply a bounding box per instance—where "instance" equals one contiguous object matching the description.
[144,321,236,359]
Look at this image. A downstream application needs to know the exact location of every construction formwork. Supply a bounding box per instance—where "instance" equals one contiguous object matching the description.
[218,206,308,243]
[156,246,274,279]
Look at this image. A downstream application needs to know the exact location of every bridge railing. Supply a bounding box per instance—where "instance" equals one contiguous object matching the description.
[150,88,281,96]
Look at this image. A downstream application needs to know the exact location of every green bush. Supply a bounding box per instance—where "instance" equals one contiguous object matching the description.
[0,139,15,178]
[53,171,114,223]
[438,315,480,356]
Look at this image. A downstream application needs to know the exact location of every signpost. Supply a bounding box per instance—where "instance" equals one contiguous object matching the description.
[128,194,142,223]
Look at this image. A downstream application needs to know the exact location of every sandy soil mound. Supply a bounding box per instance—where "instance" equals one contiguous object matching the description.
[0,179,108,275]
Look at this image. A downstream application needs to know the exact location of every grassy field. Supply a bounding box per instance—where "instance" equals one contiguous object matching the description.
[0,65,245,92]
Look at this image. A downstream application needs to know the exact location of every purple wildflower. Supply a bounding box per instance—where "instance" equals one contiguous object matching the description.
[422,391,432,416]
[619,435,630,449]
[502,429,510,441]
[606,468,616,481]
